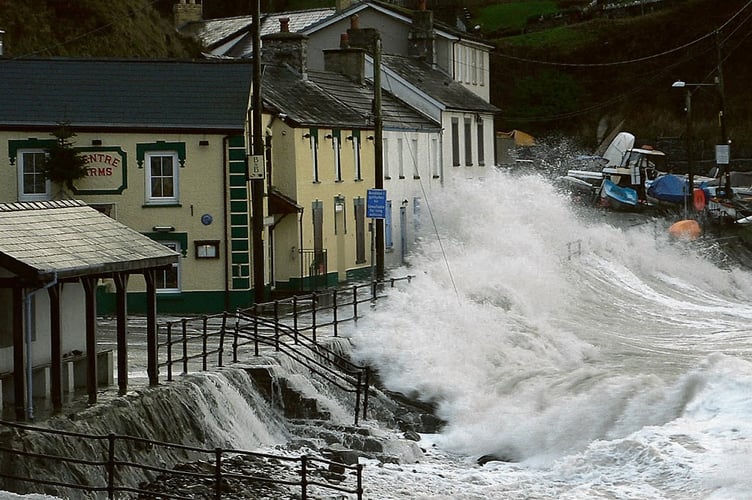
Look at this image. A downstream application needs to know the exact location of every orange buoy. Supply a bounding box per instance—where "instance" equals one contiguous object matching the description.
[693,188,706,211]
[669,219,701,240]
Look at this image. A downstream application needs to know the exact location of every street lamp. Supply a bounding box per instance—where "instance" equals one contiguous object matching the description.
[672,78,731,199]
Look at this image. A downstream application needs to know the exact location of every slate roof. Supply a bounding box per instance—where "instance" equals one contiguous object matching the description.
[262,65,369,129]
[0,200,178,283]
[381,54,500,114]
[180,9,335,59]
[0,58,253,131]
[307,70,439,132]
[302,0,494,49]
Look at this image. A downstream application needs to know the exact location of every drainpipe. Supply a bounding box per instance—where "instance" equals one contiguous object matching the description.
[24,273,59,421]
[223,136,230,312]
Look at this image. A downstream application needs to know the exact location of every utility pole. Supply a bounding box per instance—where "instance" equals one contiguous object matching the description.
[373,37,385,281]
[250,0,266,302]
[716,30,731,197]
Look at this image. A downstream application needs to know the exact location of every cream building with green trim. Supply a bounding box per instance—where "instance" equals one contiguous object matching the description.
[0,58,259,314]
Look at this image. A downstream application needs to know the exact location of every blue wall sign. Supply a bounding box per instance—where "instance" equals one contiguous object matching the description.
[367,189,387,219]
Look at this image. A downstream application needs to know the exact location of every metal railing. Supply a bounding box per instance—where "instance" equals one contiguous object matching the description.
[157,276,415,425]
[0,420,362,499]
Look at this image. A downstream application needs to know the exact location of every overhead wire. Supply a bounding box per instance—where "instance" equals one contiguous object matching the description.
[491,1,752,123]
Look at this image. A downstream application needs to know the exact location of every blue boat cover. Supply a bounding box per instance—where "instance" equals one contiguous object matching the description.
[647,174,688,203]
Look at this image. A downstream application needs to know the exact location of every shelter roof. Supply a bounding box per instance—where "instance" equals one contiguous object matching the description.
[0,58,252,131]
[0,200,178,284]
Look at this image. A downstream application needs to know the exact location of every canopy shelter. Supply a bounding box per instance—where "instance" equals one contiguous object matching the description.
[0,200,178,420]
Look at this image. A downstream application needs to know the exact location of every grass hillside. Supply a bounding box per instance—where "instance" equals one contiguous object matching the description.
[0,0,202,58]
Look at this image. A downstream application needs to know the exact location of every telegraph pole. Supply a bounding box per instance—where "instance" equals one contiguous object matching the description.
[250,0,266,302]
[373,36,385,281]
[715,30,731,197]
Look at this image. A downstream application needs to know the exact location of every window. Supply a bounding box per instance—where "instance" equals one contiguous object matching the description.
[411,138,419,179]
[332,130,342,182]
[451,118,460,166]
[351,131,362,181]
[385,200,393,249]
[158,241,180,291]
[477,119,485,166]
[312,200,323,255]
[383,139,391,179]
[431,137,440,178]
[354,198,366,264]
[146,151,179,204]
[464,118,473,166]
[309,130,319,183]
[471,48,478,85]
[397,138,404,179]
[195,240,219,259]
[18,150,51,201]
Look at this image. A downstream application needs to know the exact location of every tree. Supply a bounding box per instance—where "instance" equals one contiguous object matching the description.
[42,122,88,192]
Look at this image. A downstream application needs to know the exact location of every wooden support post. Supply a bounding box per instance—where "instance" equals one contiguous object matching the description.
[144,269,159,386]
[114,273,129,395]
[81,277,98,405]
[48,283,63,412]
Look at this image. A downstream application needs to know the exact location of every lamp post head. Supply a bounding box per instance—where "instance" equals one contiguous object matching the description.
[672,80,686,88]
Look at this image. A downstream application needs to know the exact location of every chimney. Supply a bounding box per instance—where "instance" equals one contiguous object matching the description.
[262,18,310,79]
[173,0,203,29]
[408,0,435,65]
[335,0,352,12]
[324,33,366,85]
[347,15,380,53]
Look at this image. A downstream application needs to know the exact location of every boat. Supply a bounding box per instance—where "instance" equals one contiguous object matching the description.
[600,179,640,210]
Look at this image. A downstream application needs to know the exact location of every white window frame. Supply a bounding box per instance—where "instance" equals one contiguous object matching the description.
[18,149,51,201]
[157,241,181,292]
[352,134,362,181]
[145,151,179,204]
[333,135,342,182]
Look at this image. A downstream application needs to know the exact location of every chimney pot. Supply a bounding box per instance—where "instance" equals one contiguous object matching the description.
[340,33,350,48]
[280,17,290,32]
[350,14,359,31]
[419,0,427,10]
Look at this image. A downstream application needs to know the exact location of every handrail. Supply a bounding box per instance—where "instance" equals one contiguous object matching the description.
[157,276,414,425]
[0,419,363,499]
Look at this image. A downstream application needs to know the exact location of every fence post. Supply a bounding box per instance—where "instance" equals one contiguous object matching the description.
[352,286,358,323]
[333,289,339,337]
[202,315,208,371]
[233,309,240,363]
[356,463,364,500]
[214,448,223,500]
[166,322,173,382]
[363,367,370,422]
[292,296,299,343]
[106,433,116,499]
[301,455,308,500]
[354,371,361,426]
[219,312,227,367]
[311,291,317,342]
[274,300,280,339]
[181,318,188,375]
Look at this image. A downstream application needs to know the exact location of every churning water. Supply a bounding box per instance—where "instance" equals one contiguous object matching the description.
[345,168,752,498]
[6,168,752,500]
